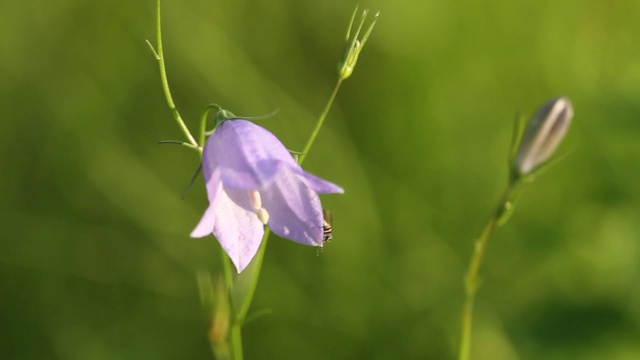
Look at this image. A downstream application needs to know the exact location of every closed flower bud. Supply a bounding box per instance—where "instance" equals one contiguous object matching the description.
[337,7,379,80]
[514,97,573,175]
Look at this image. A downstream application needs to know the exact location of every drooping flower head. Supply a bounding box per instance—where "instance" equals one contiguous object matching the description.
[191,115,343,272]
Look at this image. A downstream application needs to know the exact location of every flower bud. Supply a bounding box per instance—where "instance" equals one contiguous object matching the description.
[514,97,573,175]
[337,7,379,80]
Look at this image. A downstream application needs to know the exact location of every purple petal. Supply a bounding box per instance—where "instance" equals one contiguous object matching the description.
[295,168,344,194]
[203,168,222,203]
[194,118,344,268]
[262,168,325,246]
[190,204,216,238]
[204,120,295,190]
[191,185,265,273]
[214,188,265,272]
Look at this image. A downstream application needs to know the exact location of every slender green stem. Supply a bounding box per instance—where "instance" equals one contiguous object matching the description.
[158,140,201,151]
[216,230,270,360]
[198,103,225,148]
[149,0,199,149]
[220,246,235,299]
[218,241,243,360]
[458,184,518,360]
[298,79,343,165]
[229,322,244,360]
[206,274,232,360]
[236,229,271,323]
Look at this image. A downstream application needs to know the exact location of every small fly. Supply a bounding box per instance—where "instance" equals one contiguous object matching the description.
[322,209,333,243]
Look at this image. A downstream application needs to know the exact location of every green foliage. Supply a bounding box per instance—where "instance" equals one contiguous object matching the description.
[1,0,640,359]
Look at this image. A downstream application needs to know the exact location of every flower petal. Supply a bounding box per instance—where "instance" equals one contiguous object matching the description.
[211,187,265,272]
[262,168,325,246]
[190,170,223,238]
[204,168,222,203]
[190,204,216,238]
[205,120,295,190]
[295,168,345,194]
[195,118,344,269]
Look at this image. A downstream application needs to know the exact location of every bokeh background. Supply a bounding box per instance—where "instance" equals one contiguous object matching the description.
[2,0,640,359]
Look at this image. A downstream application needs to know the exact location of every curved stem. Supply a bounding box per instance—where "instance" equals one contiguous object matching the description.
[199,104,223,148]
[150,0,199,149]
[298,79,343,165]
[458,184,518,360]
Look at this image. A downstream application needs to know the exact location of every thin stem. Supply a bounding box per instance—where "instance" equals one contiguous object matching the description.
[219,242,242,360]
[458,184,518,360]
[229,322,244,360]
[220,245,235,298]
[236,229,271,323]
[212,230,270,360]
[149,0,199,149]
[298,79,343,165]
[199,104,222,148]
[157,140,200,150]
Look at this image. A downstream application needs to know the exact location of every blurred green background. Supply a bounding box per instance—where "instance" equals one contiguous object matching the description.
[2,0,640,359]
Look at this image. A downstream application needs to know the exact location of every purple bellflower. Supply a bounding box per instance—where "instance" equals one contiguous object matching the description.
[191,119,344,272]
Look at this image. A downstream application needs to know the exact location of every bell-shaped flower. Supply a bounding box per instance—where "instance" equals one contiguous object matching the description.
[190,119,344,272]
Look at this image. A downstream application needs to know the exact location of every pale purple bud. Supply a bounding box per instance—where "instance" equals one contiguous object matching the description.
[514,97,573,175]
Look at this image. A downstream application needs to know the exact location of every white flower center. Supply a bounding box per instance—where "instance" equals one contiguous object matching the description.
[248,191,269,225]
[256,208,270,225]
[248,190,262,210]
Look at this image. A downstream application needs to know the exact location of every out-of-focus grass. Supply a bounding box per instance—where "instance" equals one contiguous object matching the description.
[1,0,640,359]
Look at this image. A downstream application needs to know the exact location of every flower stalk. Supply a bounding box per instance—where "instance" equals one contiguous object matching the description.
[146,0,199,151]
[457,98,573,360]
[458,181,521,360]
[148,2,245,357]
[149,2,377,359]
[299,80,342,165]
[300,6,379,165]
